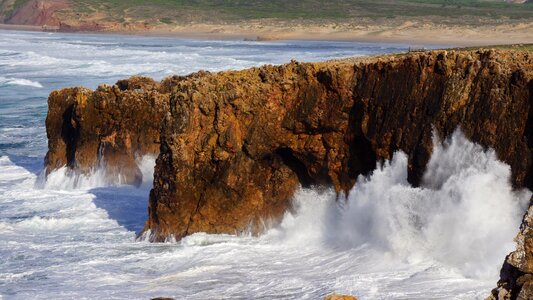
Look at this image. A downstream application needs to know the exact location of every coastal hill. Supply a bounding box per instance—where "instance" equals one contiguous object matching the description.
[1,0,533,44]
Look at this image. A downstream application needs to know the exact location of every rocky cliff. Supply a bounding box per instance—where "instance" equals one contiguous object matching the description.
[491,205,533,299]
[145,49,533,241]
[4,0,69,26]
[45,76,181,185]
[45,49,533,297]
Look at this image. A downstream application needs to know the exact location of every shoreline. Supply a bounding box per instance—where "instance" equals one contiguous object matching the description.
[1,22,533,46]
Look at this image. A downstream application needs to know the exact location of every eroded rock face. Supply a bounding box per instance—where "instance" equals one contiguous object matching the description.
[144,50,533,242]
[45,50,533,297]
[324,294,357,300]
[6,0,70,27]
[45,76,179,185]
[490,203,533,299]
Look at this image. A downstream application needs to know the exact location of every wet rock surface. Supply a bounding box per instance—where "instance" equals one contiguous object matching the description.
[324,293,357,300]
[490,204,533,299]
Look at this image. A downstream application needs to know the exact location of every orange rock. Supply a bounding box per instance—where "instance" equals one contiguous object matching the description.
[45,76,178,185]
[144,50,533,241]
[45,50,533,298]
[324,293,357,300]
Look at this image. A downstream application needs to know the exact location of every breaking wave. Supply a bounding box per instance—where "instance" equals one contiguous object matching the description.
[39,155,156,190]
[0,76,42,88]
[0,29,521,298]
[38,130,527,282]
[269,130,529,280]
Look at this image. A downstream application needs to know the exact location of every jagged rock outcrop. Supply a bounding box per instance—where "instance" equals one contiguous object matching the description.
[145,49,533,242]
[324,293,357,300]
[490,204,533,299]
[45,49,533,297]
[45,76,180,185]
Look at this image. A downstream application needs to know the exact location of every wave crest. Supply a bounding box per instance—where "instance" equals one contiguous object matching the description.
[274,130,529,279]
[0,76,43,88]
[38,155,156,190]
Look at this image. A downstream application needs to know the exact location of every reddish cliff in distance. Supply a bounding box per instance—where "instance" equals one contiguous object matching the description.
[5,0,69,26]
[45,49,533,298]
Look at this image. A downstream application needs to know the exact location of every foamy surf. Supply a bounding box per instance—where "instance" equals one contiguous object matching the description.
[0,76,42,88]
[39,155,156,190]
[0,29,516,299]
[1,128,519,300]
[267,130,528,282]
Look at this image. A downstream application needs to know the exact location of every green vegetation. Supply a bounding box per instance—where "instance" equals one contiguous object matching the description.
[68,0,533,24]
[159,17,173,24]
[12,0,28,10]
[1,0,532,26]
[460,43,533,51]
[0,0,30,20]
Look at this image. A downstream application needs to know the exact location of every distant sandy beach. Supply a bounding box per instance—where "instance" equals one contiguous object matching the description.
[140,21,533,46]
[1,21,533,46]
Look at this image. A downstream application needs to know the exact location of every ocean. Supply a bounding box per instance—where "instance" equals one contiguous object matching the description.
[0,29,528,299]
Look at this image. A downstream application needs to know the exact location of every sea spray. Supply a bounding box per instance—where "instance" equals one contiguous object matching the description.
[33,127,528,283]
[273,130,529,280]
[4,31,492,299]
[38,155,156,190]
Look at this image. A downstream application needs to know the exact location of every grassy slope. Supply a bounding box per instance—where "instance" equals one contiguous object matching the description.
[463,43,533,51]
[0,0,532,29]
[0,0,28,20]
[3,0,531,25]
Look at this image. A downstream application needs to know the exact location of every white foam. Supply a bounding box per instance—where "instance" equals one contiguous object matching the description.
[40,155,156,190]
[1,30,501,299]
[41,166,111,190]
[2,131,524,298]
[137,155,156,187]
[0,76,42,88]
[272,130,529,280]
[0,32,408,83]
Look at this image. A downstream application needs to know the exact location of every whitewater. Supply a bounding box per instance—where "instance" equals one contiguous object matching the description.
[0,29,529,299]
